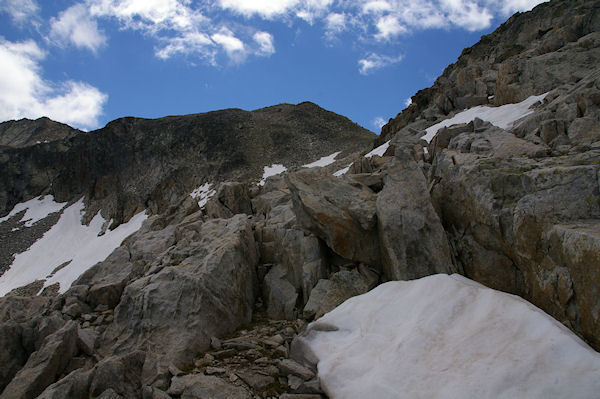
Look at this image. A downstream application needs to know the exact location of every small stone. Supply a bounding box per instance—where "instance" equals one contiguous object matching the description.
[288,375,303,391]
[260,365,279,377]
[82,314,93,322]
[82,321,91,328]
[245,348,262,359]
[282,327,296,337]
[254,357,272,365]
[274,345,288,358]
[105,315,113,323]
[278,359,315,380]
[169,364,185,377]
[205,366,226,375]
[236,371,275,390]
[210,336,222,350]
[212,349,236,359]
[270,334,285,345]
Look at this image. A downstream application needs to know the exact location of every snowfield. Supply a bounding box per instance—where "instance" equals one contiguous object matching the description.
[0,195,67,227]
[298,274,600,399]
[0,198,147,296]
[258,163,287,186]
[422,93,548,143]
[302,151,341,168]
[365,140,390,158]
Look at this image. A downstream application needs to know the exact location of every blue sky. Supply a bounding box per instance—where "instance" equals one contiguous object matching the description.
[0,0,547,132]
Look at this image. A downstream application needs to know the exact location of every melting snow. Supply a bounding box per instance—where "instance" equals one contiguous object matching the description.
[0,199,147,296]
[258,164,287,186]
[190,183,216,208]
[0,195,67,227]
[422,93,548,143]
[301,274,600,399]
[302,152,341,168]
[364,141,390,158]
[333,164,351,177]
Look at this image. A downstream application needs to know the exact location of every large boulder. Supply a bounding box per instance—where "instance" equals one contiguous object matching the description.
[1,321,78,399]
[287,170,379,266]
[103,214,259,369]
[376,153,453,280]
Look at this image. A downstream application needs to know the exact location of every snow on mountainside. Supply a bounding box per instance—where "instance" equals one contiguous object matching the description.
[0,197,147,296]
[296,274,600,399]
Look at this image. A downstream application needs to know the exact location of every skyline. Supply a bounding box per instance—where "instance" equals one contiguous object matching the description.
[0,0,548,132]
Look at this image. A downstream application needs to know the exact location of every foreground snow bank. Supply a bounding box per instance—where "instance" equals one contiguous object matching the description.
[0,198,147,296]
[299,274,600,399]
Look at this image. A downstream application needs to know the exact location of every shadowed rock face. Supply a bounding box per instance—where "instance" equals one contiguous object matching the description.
[0,117,80,149]
[0,102,375,226]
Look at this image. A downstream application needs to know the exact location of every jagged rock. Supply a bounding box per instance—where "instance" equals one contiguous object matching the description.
[89,351,146,398]
[105,214,259,369]
[236,371,275,390]
[429,87,600,349]
[303,268,378,320]
[1,321,78,399]
[36,369,92,399]
[205,182,253,218]
[278,359,316,380]
[287,170,379,266]
[77,327,98,356]
[263,264,298,320]
[0,323,27,392]
[167,374,250,399]
[376,154,453,281]
[96,388,124,399]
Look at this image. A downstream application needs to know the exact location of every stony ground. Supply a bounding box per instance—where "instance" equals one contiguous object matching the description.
[179,305,327,399]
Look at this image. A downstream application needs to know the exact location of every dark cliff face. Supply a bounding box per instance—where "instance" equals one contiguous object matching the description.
[380,0,600,142]
[0,117,80,148]
[0,102,375,225]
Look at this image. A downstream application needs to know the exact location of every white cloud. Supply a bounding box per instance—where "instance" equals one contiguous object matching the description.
[0,38,107,130]
[373,116,387,130]
[50,3,107,53]
[155,31,215,61]
[358,53,403,75]
[0,0,38,24]
[493,0,548,16]
[375,14,407,40]
[253,31,275,56]
[441,0,492,31]
[211,27,246,63]
[77,0,547,70]
[218,0,299,18]
[404,97,413,107]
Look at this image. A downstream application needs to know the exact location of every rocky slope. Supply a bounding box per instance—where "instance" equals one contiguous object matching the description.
[0,0,599,398]
[0,102,374,227]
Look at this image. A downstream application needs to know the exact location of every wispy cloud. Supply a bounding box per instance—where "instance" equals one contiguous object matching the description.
[358,53,403,75]
[0,0,39,24]
[0,38,107,129]
[49,3,107,54]
[373,116,387,130]
[39,0,548,69]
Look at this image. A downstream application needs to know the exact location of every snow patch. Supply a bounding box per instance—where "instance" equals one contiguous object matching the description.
[190,183,216,208]
[422,93,548,143]
[333,164,352,177]
[258,164,287,186]
[302,274,600,399]
[364,141,390,158]
[0,199,148,296]
[0,195,67,227]
[302,152,341,168]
